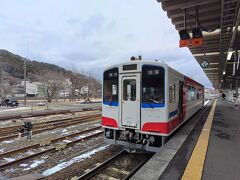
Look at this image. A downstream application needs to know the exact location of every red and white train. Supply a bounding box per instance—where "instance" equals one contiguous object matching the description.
[102,60,204,152]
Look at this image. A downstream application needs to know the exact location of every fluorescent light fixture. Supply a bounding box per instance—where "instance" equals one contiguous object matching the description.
[227,51,233,60]
[193,52,220,57]
[223,71,226,75]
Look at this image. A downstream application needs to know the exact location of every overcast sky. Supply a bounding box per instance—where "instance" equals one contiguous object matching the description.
[0,0,212,87]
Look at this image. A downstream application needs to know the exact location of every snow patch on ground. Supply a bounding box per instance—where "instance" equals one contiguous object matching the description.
[73,130,102,140]
[23,159,45,171]
[42,145,109,176]
[3,157,16,162]
[93,130,103,133]
[62,140,72,143]
[26,150,35,155]
[19,163,29,167]
[204,100,210,106]
[1,140,14,144]
[62,129,67,132]
[41,156,49,159]
[0,148,5,153]
[0,107,30,112]
[75,134,88,140]
[5,168,15,173]
[61,132,70,135]
[67,125,75,129]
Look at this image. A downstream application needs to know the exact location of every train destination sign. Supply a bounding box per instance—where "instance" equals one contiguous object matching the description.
[200,60,209,68]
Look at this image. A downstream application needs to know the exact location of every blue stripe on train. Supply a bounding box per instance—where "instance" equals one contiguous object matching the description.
[169,110,178,118]
[103,101,118,106]
[141,103,165,108]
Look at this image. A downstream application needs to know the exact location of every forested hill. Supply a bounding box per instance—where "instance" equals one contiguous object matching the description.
[0,49,99,86]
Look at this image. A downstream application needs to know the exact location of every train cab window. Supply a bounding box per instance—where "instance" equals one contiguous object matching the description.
[123,79,136,101]
[103,68,118,104]
[142,65,165,105]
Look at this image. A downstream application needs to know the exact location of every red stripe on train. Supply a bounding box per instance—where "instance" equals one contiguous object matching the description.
[101,116,118,128]
[142,117,181,134]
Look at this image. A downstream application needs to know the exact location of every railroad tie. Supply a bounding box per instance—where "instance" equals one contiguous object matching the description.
[95,173,120,180]
[105,167,129,175]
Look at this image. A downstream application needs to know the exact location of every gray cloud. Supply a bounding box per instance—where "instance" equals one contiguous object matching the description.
[80,12,106,39]
[0,0,213,88]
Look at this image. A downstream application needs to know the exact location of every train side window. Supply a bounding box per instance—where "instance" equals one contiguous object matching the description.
[187,86,199,101]
[123,79,136,101]
[192,87,197,100]
[188,87,192,101]
[173,84,176,103]
[169,86,173,103]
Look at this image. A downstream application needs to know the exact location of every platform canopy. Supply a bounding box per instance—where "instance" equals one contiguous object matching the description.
[158,0,240,89]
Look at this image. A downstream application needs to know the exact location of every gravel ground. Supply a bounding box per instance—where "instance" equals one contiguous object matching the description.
[0,110,101,128]
[2,134,106,178]
[0,109,107,179]
[0,119,101,152]
[44,144,123,180]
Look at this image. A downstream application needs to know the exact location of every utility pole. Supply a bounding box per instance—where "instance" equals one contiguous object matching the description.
[24,60,27,106]
[0,65,2,85]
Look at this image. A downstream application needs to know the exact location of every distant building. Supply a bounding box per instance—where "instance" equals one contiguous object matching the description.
[20,81,38,97]
[204,88,219,100]
[12,84,24,97]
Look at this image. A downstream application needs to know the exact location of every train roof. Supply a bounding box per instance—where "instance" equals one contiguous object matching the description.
[104,60,204,87]
[104,60,168,71]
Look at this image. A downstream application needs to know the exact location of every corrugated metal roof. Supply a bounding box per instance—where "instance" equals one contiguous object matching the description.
[158,0,240,89]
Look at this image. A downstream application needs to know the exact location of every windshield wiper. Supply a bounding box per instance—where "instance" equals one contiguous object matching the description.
[149,98,160,103]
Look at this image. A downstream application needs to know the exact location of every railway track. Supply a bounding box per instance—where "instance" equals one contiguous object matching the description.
[78,150,154,180]
[0,113,101,141]
[0,126,103,170]
[0,107,101,121]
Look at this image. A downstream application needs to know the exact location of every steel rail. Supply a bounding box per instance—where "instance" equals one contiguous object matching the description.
[78,151,154,180]
[0,107,101,121]
[78,150,126,180]
[0,129,103,170]
[0,114,101,141]
[0,113,100,134]
[0,126,102,159]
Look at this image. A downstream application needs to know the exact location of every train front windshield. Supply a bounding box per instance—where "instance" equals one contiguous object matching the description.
[103,68,118,105]
[142,65,165,107]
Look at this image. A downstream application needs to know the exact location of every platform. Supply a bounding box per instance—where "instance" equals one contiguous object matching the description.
[131,99,240,180]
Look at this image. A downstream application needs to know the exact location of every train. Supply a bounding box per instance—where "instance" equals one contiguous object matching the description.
[102,60,204,152]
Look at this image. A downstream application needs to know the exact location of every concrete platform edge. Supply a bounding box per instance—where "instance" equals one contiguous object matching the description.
[130,103,212,180]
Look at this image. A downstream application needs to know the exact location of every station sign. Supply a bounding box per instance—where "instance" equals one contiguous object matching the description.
[200,60,209,68]
[192,38,203,47]
[179,39,190,47]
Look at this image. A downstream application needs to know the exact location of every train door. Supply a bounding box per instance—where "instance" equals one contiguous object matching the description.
[121,75,140,129]
[178,81,184,122]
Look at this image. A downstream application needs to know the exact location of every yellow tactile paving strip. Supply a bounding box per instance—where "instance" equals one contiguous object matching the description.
[182,100,217,180]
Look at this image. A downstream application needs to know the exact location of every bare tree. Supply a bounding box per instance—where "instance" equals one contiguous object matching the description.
[69,72,87,101]
[0,84,11,103]
[40,72,64,102]
[80,72,101,101]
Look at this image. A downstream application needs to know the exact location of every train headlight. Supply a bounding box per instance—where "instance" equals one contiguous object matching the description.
[149,136,155,144]
[105,129,113,138]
